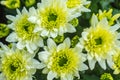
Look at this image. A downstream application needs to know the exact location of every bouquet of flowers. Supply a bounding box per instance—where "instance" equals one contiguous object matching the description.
[0,0,120,80]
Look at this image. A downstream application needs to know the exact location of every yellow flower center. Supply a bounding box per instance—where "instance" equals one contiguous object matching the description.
[67,0,81,8]
[39,6,67,30]
[84,26,115,58]
[48,13,57,22]
[15,14,39,41]
[1,51,27,80]
[50,48,80,74]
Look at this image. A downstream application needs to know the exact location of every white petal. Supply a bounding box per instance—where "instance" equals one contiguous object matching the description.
[0,42,9,51]
[66,24,76,33]
[76,43,84,50]
[107,56,114,69]
[47,71,57,80]
[38,51,49,62]
[29,43,37,51]
[47,38,57,51]
[29,7,37,15]
[65,74,74,80]
[71,12,81,19]
[28,16,38,23]
[68,12,80,21]
[98,59,106,70]
[57,43,65,51]
[22,7,28,14]
[81,32,88,40]
[61,77,67,80]
[33,26,42,32]
[87,53,93,60]
[64,38,71,48]
[32,59,46,69]
[80,6,91,12]
[83,1,91,5]
[79,63,88,71]
[73,46,82,54]
[6,32,17,42]
[26,43,34,53]
[50,31,58,38]
[59,27,64,35]
[0,73,5,80]
[81,54,87,62]
[74,71,80,79]
[110,24,120,32]
[24,77,32,80]
[41,30,49,37]
[117,33,120,39]
[36,37,44,47]
[42,68,49,74]
[16,9,21,15]
[95,53,101,62]
[6,15,16,21]
[98,18,108,28]
[91,14,98,27]
[7,23,15,30]
[88,59,96,70]
[17,41,25,49]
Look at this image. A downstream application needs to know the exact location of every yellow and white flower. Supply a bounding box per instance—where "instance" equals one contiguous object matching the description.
[28,0,78,38]
[38,38,88,80]
[0,43,44,80]
[66,0,91,15]
[79,14,120,70]
[6,7,43,53]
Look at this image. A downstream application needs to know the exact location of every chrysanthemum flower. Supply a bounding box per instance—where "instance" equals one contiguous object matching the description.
[0,43,44,80]
[28,0,78,38]
[38,38,88,80]
[97,9,120,25]
[79,14,120,70]
[6,7,43,53]
[112,49,120,74]
[66,0,91,15]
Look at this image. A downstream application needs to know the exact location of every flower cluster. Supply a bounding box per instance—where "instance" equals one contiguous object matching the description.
[0,0,120,80]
